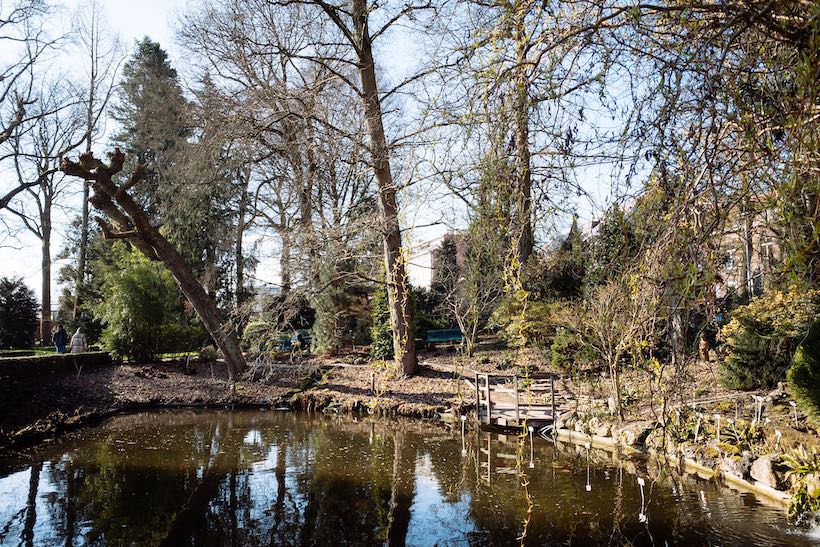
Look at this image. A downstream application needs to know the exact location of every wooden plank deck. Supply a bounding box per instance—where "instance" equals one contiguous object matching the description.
[467,371,564,429]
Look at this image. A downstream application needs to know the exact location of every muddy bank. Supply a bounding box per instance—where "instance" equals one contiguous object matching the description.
[0,359,471,451]
[0,361,297,450]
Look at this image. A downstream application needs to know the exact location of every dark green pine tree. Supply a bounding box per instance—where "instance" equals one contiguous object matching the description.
[0,277,39,348]
[112,40,236,304]
[111,37,188,214]
[540,216,587,300]
[169,72,240,302]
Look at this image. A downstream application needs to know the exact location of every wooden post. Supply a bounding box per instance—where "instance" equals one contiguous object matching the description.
[551,375,556,420]
[474,372,480,422]
[484,374,492,425]
[514,375,520,424]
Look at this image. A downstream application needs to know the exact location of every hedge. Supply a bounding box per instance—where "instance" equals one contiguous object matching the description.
[0,352,113,378]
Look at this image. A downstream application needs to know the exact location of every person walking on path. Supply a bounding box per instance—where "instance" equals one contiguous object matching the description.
[53,324,69,354]
[70,327,87,354]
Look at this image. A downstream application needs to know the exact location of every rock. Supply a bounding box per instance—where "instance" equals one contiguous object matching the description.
[555,412,577,430]
[574,420,585,433]
[644,429,665,450]
[750,455,778,488]
[720,452,754,480]
[607,397,617,414]
[616,421,654,446]
[678,443,697,460]
[594,423,612,438]
[807,473,820,498]
[586,417,601,435]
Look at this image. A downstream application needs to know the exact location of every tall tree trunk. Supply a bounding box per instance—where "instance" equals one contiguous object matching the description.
[352,0,417,376]
[234,169,249,309]
[61,151,246,379]
[742,201,754,298]
[75,4,102,322]
[280,228,292,295]
[512,1,533,266]
[74,180,90,321]
[609,356,624,422]
[40,204,52,343]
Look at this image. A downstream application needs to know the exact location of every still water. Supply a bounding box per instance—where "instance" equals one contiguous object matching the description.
[0,410,815,546]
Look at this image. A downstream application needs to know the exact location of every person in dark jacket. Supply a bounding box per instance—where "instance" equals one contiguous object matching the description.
[53,324,68,354]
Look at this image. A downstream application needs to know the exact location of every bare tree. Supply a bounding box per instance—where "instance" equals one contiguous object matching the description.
[555,278,659,422]
[0,1,65,209]
[71,0,123,320]
[267,0,439,375]
[178,1,381,350]
[3,83,84,340]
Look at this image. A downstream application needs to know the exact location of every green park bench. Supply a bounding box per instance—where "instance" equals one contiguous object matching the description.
[425,328,463,348]
[272,330,312,351]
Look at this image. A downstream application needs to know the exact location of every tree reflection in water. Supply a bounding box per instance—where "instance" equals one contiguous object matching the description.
[0,410,814,546]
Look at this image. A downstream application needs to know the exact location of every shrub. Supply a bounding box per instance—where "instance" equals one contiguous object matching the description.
[523,218,587,301]
[783,446,820,518]
[719,286,820,390]
[492,299,564,349]
[312,261,370,354]
[411,286,448,339]
[550,326,596,371]
[94,246,206,361]
[787,320,820,425]
[158,322,208,354]
[242,319,275,352]
[0,277,38,349]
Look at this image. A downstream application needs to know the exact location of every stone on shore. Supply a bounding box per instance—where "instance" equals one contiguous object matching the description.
[750,455,778,488]
[720,452,754,480]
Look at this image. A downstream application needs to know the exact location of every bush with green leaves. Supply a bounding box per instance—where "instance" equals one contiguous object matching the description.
[94,246,207,361]
[492,298,564,350]
[787,320,820,425]
[242,319,275,353]
[312,259,371,354]
[524,218,587,301]
[783,446,820,518]
[550,325,597,371]
[0,277,39,348]
[719,285,819,390]
[411,286,447,340]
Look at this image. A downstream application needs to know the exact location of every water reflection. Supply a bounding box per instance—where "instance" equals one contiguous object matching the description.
[0,410,814,546]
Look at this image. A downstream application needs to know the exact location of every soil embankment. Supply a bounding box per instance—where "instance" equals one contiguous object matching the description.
[0,358,470,451]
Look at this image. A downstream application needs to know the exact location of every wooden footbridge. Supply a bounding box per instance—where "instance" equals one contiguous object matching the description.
[422,361,574,430]
[437,367,573,432]
[468,372,562,428]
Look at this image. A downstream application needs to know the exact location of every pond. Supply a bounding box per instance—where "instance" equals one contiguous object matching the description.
[0,410,816,546]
